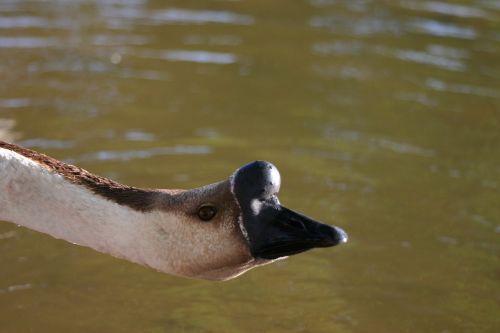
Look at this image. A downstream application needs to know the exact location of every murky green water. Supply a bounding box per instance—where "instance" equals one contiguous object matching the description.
[1,0,499,332]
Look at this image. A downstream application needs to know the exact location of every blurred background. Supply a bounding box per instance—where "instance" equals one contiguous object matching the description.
[0,0,499,332]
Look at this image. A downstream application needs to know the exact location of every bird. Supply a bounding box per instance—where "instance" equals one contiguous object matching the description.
[0,140,347,280]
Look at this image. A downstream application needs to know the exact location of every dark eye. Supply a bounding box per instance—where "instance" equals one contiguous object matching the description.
[197,205,217,221]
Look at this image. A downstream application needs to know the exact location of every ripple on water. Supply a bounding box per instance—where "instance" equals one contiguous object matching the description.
[426,44,469,59]
[66,146,212,163]
[437,235,458,246]
[313,41,469,73]
[312,64,369,81]
[0,230,17,240]
[0,118,17,142]
[426,78,500,98]
[138,49,238,65]
[27,58,169,81]
[117,69,169,81]
[0,37,58,48]
[98,0,146,4]
[309,15,402,35]
[15,138,74,150]
[0,98,32,108]
[375,138,435,157]
[150,9,254,25]
[124,130,155,142]
[91,34,149,46]
[183,34,242,46]
[397,92,437,107]
[98,5,145,20]
[28,60,112,74]
[312,41,365,56]
[408,19,477,39]
[0,283,32,294]
[0,16,50,28]
[99,6,254,25]
[480,0,500,11]
[401,1,488,19]
[395,49,466,72]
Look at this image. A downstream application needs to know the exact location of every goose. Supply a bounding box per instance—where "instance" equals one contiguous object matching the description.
[0,140,347,280]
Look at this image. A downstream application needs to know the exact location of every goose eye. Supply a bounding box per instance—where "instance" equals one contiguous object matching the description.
[198,205,217,221]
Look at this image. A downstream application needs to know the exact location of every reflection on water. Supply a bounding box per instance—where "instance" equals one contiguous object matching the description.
[0,36,58,48]
[16,138,74,150]
[401,1,488,18]
[426,78,500,98]
[65,145,212,164]
[100,7,254,25]
[0,118,18,142]
[148,9,254,25]
[409,19,477,39]
[394,48,466,71]
[1,0,500,332]
[0,98,32,108]
[138,49,238,64]
[0,16,52,29]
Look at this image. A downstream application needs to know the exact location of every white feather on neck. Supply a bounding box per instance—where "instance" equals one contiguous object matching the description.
[0,147,159,263]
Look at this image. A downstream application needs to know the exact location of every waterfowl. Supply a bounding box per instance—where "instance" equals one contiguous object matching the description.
[0,140,347,280]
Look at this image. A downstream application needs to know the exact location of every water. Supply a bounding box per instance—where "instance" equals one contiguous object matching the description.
[1,0,499,332]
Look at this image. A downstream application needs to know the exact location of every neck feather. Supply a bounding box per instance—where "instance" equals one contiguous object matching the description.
[0,140,162,211]
[0,142,179,271]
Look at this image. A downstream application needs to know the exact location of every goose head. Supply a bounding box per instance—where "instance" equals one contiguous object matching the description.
[151,161,347,280]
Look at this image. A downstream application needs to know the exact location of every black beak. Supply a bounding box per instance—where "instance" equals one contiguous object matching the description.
[249,205,348,259]
[232,161,348,260]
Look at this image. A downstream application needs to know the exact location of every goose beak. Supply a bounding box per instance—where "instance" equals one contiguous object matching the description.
[232,160,348,260]
[249,205,348,260]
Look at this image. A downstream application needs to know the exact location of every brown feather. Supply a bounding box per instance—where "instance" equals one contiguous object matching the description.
[0,140,160,212]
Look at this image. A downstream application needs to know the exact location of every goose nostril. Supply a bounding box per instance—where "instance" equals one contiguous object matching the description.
[288,218,306,230]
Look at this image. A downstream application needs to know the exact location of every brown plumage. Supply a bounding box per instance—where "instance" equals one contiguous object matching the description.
[0,140,160,212]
